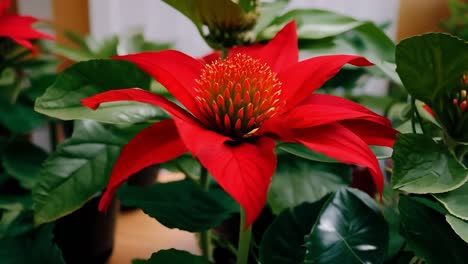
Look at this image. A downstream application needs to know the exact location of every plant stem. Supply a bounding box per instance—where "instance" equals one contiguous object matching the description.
[221,47,228,59]
[236,207,252,264]
[199,167,212,261]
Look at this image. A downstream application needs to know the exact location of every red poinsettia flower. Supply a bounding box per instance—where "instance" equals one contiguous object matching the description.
[82,21,398,226]
[0,0,54,55]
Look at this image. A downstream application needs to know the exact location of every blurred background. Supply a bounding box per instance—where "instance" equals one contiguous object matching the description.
[15,0,450,56]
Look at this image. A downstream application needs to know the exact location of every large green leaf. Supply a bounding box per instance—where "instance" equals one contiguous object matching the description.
[2,141,48,189]
[396,33,468,103]
[34,59,165,124]
[118,180,238,232]
[399,196,468,263]
[0,224,65,264]
[32,120,132,225]
[434,181,468,220]
[260,188,388,264]
[268,153,351,214]
[392,134,468,193]
[132,249,209,264]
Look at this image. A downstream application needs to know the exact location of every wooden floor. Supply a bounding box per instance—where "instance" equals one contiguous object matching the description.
[107,171,200,264]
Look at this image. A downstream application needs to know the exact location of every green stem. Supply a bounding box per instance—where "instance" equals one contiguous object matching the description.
[199,167,212,261]
[221,47,228,59]
[236,207,252,264]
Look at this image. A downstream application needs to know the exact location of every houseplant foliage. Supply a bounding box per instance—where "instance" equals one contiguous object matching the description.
[0,0,64,263]
[25,0,467,264]
[391,32,468,262]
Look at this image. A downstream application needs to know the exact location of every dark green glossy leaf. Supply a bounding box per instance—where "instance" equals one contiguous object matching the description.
[268,153,351,214]
[0,224,65,264]
[396,33,468,103]
[118,180,238,232]
[434,181,468,220]
[0,100,45,134]
[2,141,48,189]
[32,120,132,225]
[132,249,209,264]
[34,59,164,124]
[399,196,468,263]
[260,188,388,264]
[392,134,468,193]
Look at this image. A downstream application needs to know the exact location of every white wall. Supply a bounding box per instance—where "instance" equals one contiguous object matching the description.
[89,0,400,57]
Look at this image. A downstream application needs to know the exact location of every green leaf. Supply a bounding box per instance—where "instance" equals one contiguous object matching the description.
[253,0,289,34]
[268,153,351,214]
[0,195,34,239]
[34,59,165,124]
[399,196,468,263]
[32,120,132,225]
[391,134,468,193]
[446,215,468,244]
[0,224,65,264]
[118,180,238,232]
[0,100,45,134]
[0,68,21,104]
[434,181,468,220]
[2,141,48,189]
[132,249,209,264]
[260,188,388,264]
[396,33,468,103]
[260,9,365,40]
[51,44,95,61]
[259,9,395,62]
[278,143,337,163]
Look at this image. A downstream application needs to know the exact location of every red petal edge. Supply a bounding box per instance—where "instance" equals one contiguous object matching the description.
[174,119,277,228]
[293,123,384,194]
[99,119,187,211]
[81,88,198,125]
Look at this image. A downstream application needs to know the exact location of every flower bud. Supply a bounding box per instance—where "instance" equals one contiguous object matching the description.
[197,0,258,49]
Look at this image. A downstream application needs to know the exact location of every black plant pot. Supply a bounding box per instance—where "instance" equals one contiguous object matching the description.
[54,195,119,264]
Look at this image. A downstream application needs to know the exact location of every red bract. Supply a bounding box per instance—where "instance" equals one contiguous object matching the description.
[82,21,398,227]
[0,0,54,54]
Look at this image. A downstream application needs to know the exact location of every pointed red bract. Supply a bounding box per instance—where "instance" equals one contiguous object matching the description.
[99,119,187,211]
[174,117,276,227]
[278,55,373,111]
[0,13,54,54]
[113,51,204,118]
[294,123,384,193]
[83,21,397,227]
[252,21,298,72]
